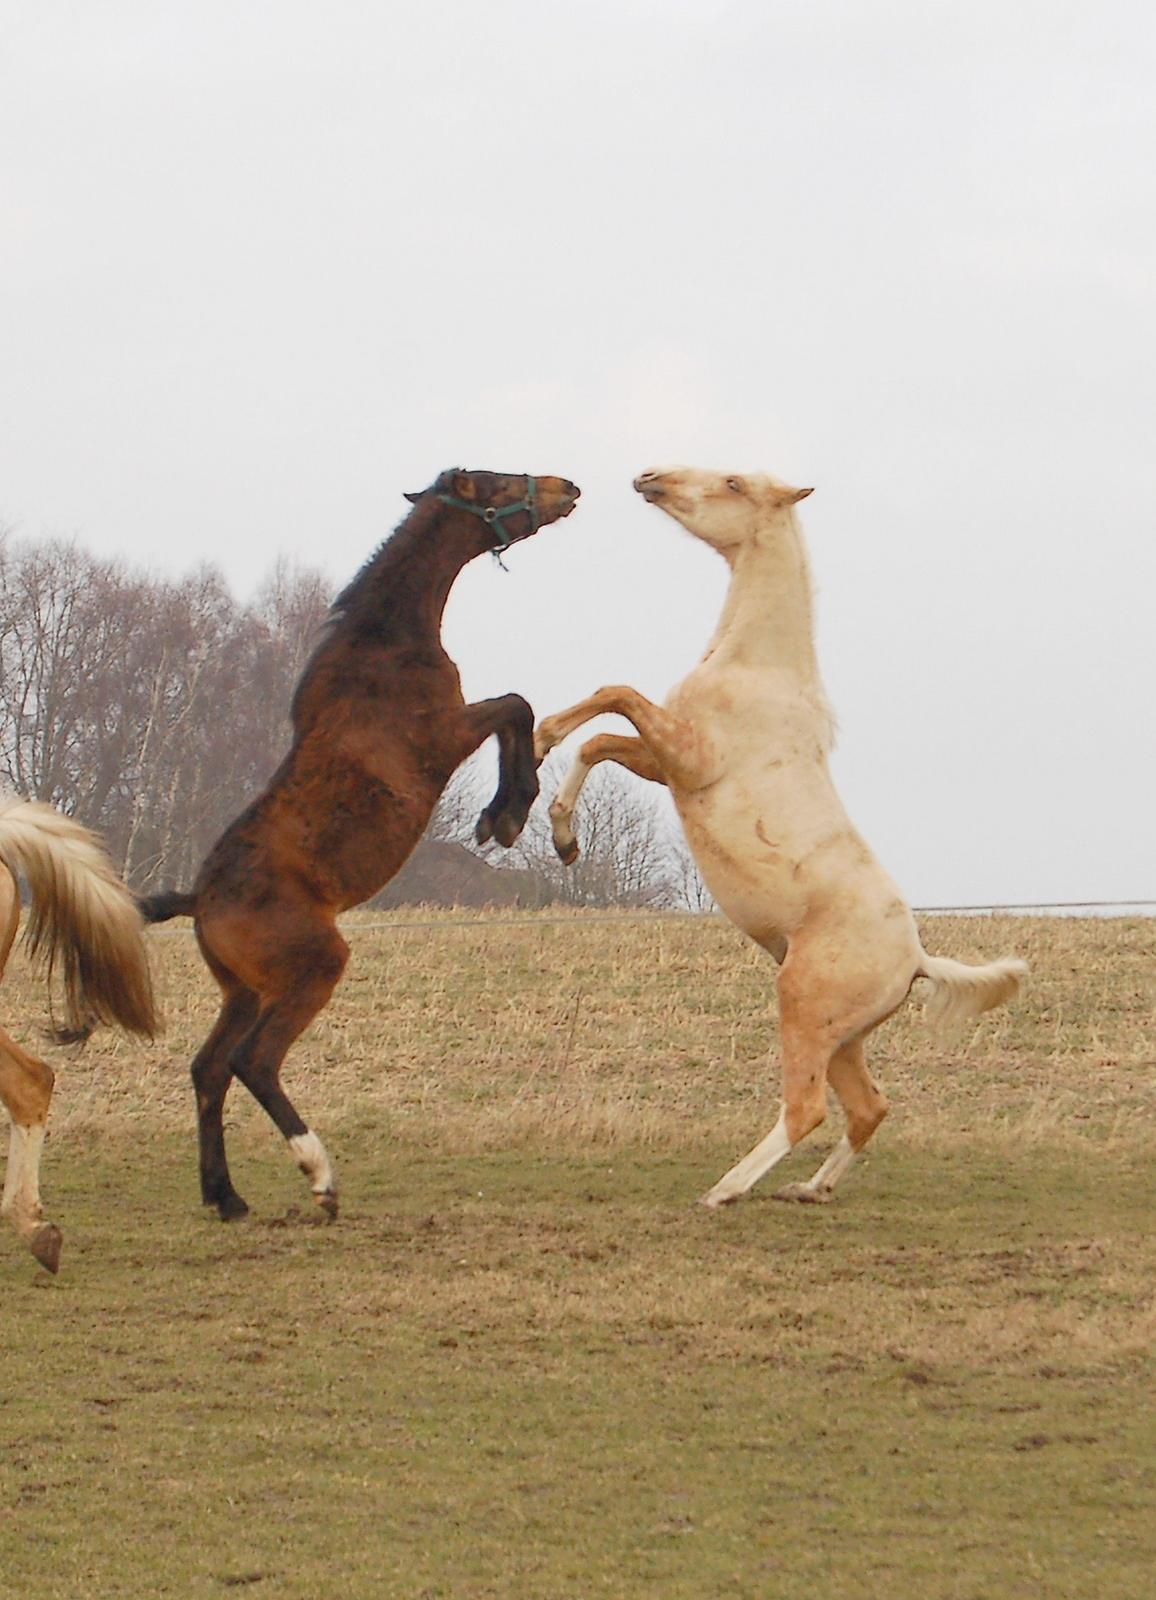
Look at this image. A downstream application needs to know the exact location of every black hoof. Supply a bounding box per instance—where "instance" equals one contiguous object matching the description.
[554,838,579,867]
[216,1193,251,1222]
[30,1222,62,1275]
[474,809,494,846]
[315,1192,339,1221]
[493,811,525,848]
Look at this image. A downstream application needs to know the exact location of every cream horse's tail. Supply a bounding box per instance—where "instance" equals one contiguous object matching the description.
[917,950,1028,1030]
[0,794,157,1041]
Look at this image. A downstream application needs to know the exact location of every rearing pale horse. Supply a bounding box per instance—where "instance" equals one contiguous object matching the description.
[535,467,1026,1208]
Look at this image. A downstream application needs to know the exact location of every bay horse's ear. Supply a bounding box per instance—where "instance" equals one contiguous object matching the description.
[403,491,423,504]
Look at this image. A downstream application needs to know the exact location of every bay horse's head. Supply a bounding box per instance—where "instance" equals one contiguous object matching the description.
[633,466,813,558]
[407,469,581,556]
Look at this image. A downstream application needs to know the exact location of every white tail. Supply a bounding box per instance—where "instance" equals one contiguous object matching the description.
[917,951,1028,1031]
[0,793,157,1039]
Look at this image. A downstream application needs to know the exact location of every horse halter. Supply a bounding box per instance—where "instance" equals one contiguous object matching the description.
[436,476,540,553]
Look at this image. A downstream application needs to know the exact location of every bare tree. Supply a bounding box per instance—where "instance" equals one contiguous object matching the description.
[489,758,678,908]
[0,530,330,889]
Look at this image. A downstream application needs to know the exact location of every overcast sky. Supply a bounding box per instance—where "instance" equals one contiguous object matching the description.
[3,1,1154,907]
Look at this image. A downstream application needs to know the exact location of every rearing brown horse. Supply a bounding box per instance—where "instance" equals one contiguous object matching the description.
[142,468,580,1221]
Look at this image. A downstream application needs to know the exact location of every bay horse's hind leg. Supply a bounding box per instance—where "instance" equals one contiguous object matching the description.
[227,927,349,1219]
[191,984,261,1220]
[774,1039,890,1204]
[0,1027,61,1273]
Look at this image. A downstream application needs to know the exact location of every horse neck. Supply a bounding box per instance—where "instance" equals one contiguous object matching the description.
[337,501,473,642]
[705,511,824,688]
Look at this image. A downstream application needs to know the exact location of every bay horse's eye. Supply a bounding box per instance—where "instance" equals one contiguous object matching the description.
[726,477,744,494]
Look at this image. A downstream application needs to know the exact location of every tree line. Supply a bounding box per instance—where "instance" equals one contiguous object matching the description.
[0,529,710,910]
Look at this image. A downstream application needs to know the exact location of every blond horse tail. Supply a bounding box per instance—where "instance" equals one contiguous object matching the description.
[916,950,1028,1031]
[0,794,158,1041]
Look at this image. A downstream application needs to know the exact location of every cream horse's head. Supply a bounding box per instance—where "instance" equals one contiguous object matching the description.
[633,466,813,556]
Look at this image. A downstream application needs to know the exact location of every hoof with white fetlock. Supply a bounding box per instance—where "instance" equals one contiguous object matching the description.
[773,1182,832,1205]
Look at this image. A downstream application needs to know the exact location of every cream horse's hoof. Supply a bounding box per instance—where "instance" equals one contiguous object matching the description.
[548,800,580,865]
[773,1182,832,1205]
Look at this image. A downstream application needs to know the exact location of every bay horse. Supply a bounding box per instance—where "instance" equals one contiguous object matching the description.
[1,794,157,1272]
[535,466,1026,1209]
[141,468,580,1222]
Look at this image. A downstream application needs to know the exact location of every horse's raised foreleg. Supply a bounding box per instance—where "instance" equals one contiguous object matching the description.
[0,1027,61,1273]
[774,1039,889,1204]
[535,686,716,792]
[456,693,539,848]
[549,734,667,865]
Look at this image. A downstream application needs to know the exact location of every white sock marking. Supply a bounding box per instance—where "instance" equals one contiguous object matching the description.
[804,1134,857,1195]
[702,1112,792,1206]
[288,1129,335,1195]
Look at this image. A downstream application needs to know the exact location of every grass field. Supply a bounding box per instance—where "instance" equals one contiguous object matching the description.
[1,911,1153,1598]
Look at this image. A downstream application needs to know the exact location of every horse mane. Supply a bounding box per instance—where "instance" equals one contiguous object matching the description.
[284,494,446,726]
[325,492,442,631]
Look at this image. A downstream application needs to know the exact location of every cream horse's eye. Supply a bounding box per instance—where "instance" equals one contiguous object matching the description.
[726,477,744,493]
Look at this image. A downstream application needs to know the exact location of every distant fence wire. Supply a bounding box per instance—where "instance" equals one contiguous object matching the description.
[145,898,1156,936]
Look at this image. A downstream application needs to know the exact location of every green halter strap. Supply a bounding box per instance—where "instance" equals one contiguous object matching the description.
[436,476,539,551]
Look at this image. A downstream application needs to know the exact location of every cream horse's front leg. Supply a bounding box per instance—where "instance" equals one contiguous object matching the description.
[548,734,667,864]
[535,685,716,790]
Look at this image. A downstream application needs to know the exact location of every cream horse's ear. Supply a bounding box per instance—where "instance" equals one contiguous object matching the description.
[787,486,814,504]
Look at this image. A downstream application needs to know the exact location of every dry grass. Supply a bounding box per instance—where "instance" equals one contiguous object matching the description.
[1,911,1154,1598]
[21,907,1153,1155]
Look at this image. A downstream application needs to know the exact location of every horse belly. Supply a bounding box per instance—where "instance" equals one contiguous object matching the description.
[673,784,808,943]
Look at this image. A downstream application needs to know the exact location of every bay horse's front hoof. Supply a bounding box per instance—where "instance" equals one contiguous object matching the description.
[30,1222,62,1274]
[477,805,528,849]
[493,811,524,848]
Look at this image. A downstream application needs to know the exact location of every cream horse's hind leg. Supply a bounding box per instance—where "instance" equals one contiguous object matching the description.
[701,936,909,1210]
[700,1001,832,1208]
[0,1028,61,1273]
[549,734,667,864]
[774,1039,889,1204]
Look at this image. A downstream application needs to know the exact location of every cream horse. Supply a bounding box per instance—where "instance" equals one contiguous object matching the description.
[535,467,1026,1208]
[0,795,157,1271]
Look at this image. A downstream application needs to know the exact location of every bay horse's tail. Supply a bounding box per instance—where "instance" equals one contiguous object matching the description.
[137,889,197,924]
[917,950,1028,1030]
[0,794,158,1043]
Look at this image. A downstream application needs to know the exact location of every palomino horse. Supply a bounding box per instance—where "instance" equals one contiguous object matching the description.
[536,467,1026,1208]
[141,468,580,1222]
[0,795,157,1272]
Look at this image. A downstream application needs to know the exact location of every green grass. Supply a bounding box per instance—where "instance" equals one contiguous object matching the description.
[1,915,1154,1597]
